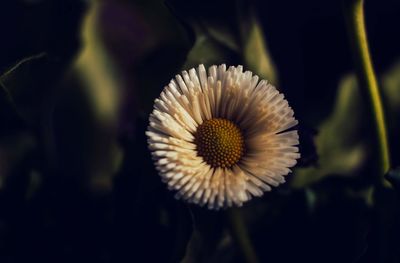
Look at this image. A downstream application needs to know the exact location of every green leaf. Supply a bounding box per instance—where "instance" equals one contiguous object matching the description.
[242,16,278,84]
[381,60,400,166]
[57,2,124,194]
[205,22,240,52]
[183,26,238,69]
[292,74,367,188]
[167,0,278,87]
[166,0,242,69]
[382,61,400,113]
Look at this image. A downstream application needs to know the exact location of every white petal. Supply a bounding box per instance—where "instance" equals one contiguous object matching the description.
[147,64,300,209]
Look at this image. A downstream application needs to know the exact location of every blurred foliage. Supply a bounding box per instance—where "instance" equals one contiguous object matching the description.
[0,0,400,263]
[0,53,64,188]
[72,0,124,193]
[168,0,277,83]
[238,4,278,84]
[293,75,367,188]
[180,208,227,263]
[382,61,400,169]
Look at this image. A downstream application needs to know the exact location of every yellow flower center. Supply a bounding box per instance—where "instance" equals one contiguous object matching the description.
[194,118,245,168]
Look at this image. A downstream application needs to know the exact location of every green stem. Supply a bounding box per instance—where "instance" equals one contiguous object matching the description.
[227,208,259,263]
[342,0,391,179]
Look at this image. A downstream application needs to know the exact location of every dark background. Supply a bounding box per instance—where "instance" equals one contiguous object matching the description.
[0,0,400,262]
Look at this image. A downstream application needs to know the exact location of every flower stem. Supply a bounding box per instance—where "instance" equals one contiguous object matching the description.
[227,208,259,263]
[342,0,391,179]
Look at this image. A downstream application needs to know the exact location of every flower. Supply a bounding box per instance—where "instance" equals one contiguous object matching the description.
[146,64,300,209]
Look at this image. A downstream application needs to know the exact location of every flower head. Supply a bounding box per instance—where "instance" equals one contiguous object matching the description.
[146,64,300,209]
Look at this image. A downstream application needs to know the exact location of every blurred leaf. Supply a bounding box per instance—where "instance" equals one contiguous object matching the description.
[76,3,122,123]
[181,207,226,263]
[382,61,400,111]
[166,0,240,46]
[241,13,278,84]
[99,0,189,116]
[183,26,238,69]
[166,0,241,69]
[58,1,125,194]
[94,0,149,126]
[292,75,367,188]
[205,22,240,52]
[167,0,278,88]
[381,60,400,168]
[176,0,278,82]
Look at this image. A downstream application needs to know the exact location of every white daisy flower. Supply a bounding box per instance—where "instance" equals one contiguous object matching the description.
[146,64,300,209]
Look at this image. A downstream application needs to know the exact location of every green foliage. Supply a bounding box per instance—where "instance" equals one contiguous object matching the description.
[0,0,400,263]
[0,53,62,188]
[184,30,236,69]
[293,75,367,187]
[240,9,278,84]
[168,0,277,85]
